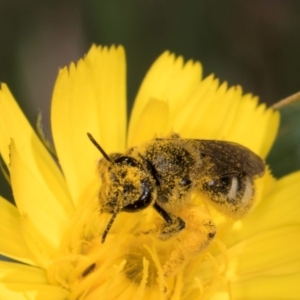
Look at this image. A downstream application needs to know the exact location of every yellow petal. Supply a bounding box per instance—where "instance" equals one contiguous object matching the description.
[0,261,68,300]
[0,261,47,283]
[232,273,300,299]
[173,75,221,136]
[0,84,73,264]
[223,172,300,298]
[128,51,202,146]
[51,45,126,204]
[20,213,60,269]
[226,94,280,158]
[128,51,278,158]
[0,283,68,300]
[128,98,169,146]
[0,197,35,265]
[0,84,73,211]
[9,141,70,258]
[253,170,300,226]
[228,171,300,244]
[173,81,279,158]
[227,226,300,278]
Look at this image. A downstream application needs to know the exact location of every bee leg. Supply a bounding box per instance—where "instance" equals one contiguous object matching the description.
[163,205,216,277]
[153,202,185,240]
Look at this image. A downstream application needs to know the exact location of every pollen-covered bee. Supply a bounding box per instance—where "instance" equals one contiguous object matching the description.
[87,133,265,277]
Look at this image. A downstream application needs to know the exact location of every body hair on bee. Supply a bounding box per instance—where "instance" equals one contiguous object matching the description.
[87,132,265,277]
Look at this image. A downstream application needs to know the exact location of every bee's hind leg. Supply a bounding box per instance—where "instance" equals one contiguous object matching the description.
[153,203,216,277]
[162,205,216,277]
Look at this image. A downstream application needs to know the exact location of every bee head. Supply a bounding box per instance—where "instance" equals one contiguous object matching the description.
[99,154,155,214]
[87,133,156,242]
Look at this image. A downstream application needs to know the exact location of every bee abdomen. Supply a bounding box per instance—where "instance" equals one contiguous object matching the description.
[203,173,254,217]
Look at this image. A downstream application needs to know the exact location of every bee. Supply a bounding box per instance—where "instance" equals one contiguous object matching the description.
[87,133,265,277]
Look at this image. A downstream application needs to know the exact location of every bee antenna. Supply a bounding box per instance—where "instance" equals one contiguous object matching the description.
[101,212,118,243]
[87,132,112,163]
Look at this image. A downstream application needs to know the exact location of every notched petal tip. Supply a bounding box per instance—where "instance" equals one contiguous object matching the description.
[51,43,126,204]
[158,50,202,73]
[129,50,202,142]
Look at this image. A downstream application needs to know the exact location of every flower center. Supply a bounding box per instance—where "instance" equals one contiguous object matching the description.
[46,194,233,299]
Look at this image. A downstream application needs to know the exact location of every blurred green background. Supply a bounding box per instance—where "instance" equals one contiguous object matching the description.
[1,0,300,201]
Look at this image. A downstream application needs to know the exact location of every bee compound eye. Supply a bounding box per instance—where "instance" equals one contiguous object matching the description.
[122,179,153,212]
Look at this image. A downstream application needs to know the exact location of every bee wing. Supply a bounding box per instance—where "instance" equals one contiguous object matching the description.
[190,140,265,178]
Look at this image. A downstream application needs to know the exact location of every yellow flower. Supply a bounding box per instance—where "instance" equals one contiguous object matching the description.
[0,45,299,299]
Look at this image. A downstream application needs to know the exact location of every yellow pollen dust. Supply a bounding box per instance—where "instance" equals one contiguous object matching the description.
[45,192,233,300]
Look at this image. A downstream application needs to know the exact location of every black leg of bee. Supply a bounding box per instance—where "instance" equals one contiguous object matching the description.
[153,202,172,224]
[153,202,185,240]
